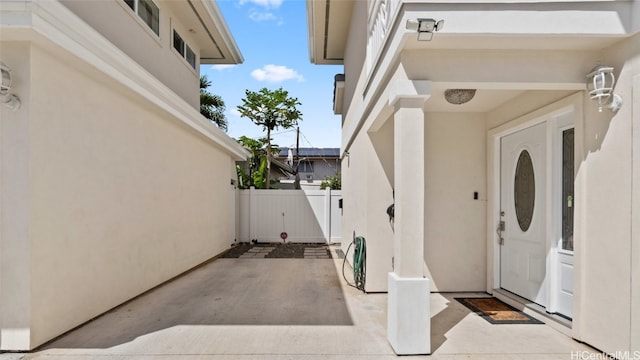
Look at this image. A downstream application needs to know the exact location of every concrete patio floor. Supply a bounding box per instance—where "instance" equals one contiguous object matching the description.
[3,246,597,360]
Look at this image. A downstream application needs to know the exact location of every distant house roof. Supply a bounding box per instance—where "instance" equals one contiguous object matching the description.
[277,147,341,158]
[269,155,295,175]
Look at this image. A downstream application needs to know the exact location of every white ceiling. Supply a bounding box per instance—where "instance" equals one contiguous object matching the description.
[425,86,526,113]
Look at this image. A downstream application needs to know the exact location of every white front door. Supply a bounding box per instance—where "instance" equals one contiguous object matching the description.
[500,122,548,306]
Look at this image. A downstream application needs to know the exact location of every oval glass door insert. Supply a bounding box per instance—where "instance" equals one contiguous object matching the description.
[514,150,535,232]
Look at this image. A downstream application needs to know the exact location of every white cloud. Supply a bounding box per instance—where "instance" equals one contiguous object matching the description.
[239,0,283,9]
[251,64,304,83]
[210,64,237,71]
[248,9,277,22]
[229,108,242,118]
[240,0,284,23]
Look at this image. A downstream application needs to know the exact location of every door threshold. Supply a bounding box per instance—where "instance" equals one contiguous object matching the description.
[492,288,572,337]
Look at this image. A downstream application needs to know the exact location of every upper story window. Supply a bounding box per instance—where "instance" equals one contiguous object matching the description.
[173,30,196,69]
[298,160,314,173]
[124,0,160,36]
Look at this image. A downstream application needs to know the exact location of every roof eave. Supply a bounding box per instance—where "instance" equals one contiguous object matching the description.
[306,0,351,65]
[196,0,244,64]
[306,0,317,63]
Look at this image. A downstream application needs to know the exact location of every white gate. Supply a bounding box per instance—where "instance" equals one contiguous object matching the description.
[239,189,342,244]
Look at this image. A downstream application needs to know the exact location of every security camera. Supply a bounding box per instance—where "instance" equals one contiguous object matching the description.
[405,19,444,41]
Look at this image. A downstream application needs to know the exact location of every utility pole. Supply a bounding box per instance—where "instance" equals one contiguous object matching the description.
[294,127,301,189]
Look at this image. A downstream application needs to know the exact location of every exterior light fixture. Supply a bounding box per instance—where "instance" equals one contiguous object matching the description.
[586,65,622,113]
[1,62,21,111]
[406,18,444,41]
[444,89,476,105]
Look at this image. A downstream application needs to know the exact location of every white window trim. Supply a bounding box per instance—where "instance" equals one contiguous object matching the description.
[119,0,162,44]
[172,28,199,72]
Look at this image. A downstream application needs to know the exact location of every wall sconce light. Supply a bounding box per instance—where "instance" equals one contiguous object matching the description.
[1,62,21,112]
[406,18,444,41]
[586,65,622,113]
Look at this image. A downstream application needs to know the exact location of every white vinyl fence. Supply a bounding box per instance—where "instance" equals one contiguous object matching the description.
[239,189,342,243]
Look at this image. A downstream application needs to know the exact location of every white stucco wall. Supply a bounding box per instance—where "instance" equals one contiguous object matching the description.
[424,112,487,291]
[1,42,236,349]
[60,0,201,108]
[482,33,639,353]
[0,42,32,351]
[339,0,396,292]
[486,91,576,130]
[323,0,638,354]
[633,72,640,356]
[341,130,392,292]
[342,103,489,293]
[365,119,395,291]
[573,33,639,354]
[331,1,639,351]
[340,135,366,261]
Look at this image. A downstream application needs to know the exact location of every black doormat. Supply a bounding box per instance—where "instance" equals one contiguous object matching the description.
[456,297,544,325]
[222,243,332,259]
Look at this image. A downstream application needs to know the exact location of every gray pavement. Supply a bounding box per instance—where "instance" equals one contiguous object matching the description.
[1,247,597,359]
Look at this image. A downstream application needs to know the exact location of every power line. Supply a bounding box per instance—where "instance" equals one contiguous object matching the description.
[299,130,314,148]
[271,128,297,136]
[298,130,338,169]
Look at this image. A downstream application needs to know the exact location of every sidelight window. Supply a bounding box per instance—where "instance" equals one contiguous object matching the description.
[561,129,575,251]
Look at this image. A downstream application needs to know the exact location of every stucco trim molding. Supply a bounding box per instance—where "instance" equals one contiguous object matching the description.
[388,80,432,107]
[0,0,249,160]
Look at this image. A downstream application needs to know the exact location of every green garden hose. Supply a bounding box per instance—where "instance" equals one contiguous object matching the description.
[342,236,366,292]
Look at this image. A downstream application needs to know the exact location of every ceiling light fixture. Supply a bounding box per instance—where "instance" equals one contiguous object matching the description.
[444,89,476,105]
[406,18,444,41]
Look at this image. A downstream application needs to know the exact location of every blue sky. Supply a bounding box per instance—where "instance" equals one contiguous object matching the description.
[201,0,343,149]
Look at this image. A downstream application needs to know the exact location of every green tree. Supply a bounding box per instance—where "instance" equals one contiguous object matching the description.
[320,172,341,190]
[200,75,227,131]
[237,87,302,189]
[236,136,265,189]
[235,136,279,189]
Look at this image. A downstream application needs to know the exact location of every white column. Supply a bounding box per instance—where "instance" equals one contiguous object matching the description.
[630,74,640,353]
[387,94,430,354]
[1,48,32,350]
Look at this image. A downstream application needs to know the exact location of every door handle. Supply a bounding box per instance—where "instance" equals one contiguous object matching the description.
[497,221,505,245]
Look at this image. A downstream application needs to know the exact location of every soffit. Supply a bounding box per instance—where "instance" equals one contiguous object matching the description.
[164,0,243,64]
[383,3,633,112]
[307,0,354,64]
[425,86,525,112]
